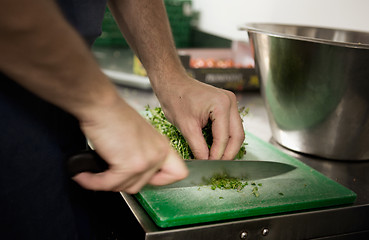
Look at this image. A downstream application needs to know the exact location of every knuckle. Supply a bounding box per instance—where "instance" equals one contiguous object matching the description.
[178,167,189,180]
[130,158,152,173]
[124,186,141,194]
[94,181,114,192]
[226,90,237,101]
[212,91,236,112]
[131,145,169,173]
[225,90,237,102]
[219,93,232,106]
[238,130,246,141]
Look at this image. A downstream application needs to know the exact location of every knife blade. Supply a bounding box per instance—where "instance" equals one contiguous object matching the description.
[152,159,296,189]
[67,150,296,187]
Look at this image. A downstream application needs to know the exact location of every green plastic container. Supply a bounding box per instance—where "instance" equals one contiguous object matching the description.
[94,0,193,48]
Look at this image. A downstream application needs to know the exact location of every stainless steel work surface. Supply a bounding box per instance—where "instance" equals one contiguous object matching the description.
[112,89,369,239]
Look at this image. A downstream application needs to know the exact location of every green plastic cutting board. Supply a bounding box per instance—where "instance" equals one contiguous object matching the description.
[135,132,357,228]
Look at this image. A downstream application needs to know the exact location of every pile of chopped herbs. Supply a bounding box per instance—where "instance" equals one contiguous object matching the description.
[207,173,247,192]
[145,106,248,160]
[204,172,262,197]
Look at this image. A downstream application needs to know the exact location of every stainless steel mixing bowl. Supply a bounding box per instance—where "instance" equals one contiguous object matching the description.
[242,23,369,160]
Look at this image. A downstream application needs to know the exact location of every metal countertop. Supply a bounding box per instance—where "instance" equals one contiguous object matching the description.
[110,85,369,240]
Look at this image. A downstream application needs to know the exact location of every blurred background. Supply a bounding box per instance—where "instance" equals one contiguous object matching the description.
[94,0,369,48]
[191,0,369,41]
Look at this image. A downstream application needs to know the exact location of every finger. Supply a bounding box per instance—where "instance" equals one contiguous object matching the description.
[149,150,188,186]
[208,108,230,160]
[124,150,188,192]
[73,152,185,193]
[72,171,118,191]
[72,169,150,193]
[221,105,245,160]
[121,167,160,194]
[180,121,210,160]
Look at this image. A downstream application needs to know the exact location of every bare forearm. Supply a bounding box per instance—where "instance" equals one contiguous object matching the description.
[0,0,121,121]
[108,0,188,93]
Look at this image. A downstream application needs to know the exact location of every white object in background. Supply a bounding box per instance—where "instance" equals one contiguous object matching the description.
[102,69,152,90]
[192,0,369,41]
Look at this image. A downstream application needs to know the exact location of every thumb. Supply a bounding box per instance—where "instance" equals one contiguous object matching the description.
[148,150,189,186]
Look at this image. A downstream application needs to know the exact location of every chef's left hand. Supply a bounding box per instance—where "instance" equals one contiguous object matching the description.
[155,75,245,160]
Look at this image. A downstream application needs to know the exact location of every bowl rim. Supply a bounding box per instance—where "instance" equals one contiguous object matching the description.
[240,23,369,50]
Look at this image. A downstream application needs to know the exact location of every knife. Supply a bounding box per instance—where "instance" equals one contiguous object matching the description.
[161,159,296,189]
[67,150,109,177]
[67,150,296,187]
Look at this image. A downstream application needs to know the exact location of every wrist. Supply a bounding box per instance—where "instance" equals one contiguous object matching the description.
[150,68,192,99]
[73,82,124,125]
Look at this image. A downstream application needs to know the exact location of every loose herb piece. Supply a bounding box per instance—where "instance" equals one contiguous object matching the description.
[279,192,284,196]
[145,106,248,159]
[252,186,260,197]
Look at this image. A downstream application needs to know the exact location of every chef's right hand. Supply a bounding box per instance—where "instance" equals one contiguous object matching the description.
[72,97,188,194]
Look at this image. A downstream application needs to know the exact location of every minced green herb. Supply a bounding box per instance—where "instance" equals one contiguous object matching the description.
[145,106,248,159]
[252,186,260,197]
[203,172,262,197]
[206,172,247,192]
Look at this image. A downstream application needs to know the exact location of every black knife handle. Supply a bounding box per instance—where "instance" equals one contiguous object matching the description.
[67,150,109,177]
